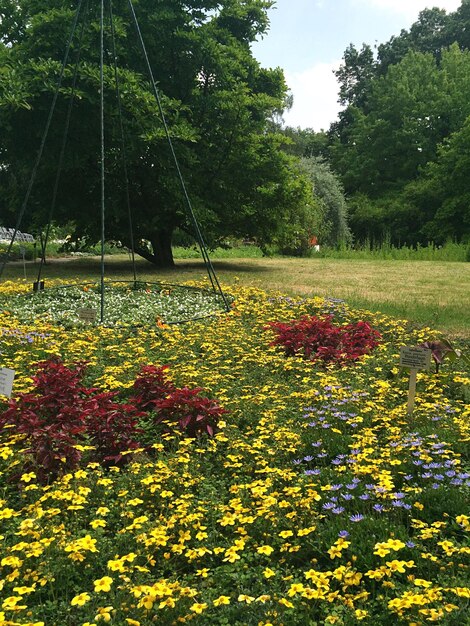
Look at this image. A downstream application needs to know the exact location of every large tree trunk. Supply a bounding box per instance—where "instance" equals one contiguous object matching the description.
[132,228,175,268]
[150,229,175,268]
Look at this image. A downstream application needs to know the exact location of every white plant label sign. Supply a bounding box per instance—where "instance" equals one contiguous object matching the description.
[399,346,432,370]
[78,307,97,322]
[0,367,15,398]
[399,347,432,415]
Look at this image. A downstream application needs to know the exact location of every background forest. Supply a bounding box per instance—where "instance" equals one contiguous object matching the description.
[284,1,470,248]
[0,0,469,262]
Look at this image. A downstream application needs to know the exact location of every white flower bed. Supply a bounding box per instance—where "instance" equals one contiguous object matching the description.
[1,282,229,326]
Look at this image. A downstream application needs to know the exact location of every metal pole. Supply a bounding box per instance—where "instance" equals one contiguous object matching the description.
[100,0,106,322]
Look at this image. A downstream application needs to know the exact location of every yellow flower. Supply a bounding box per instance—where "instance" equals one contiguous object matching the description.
[213,595,230,606]
[255,595,271,603]
[13,585,36,595]
[456,514,469,529]
[385,539,406,551]
[328,545,343,559]
[96,507,110,516]
[2,596,26,610]
[125,620,140,626]
[263,568,276,578]
[190,602,208,614]
[107,558,126,572]
[414,579,433,588]
[90,519,107,529]
[94,606,113,622]
[20,472,36,483]
[257,545,274,555]
[71,592,91,606]
[94,576,113,593]
[238,594,255,604]
[287,583,305,597]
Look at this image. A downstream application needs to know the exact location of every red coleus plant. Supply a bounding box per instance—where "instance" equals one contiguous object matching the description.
[267,315,381,364]
[129,364,175,409]
[0,359,227,482]
[84,391,144,466]
[130,365,226,437]
[0,359,91,482]
[152,387,228,437]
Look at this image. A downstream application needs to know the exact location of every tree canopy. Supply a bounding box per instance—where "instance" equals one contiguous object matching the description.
[0,0,316,266]
[326,1,470,245]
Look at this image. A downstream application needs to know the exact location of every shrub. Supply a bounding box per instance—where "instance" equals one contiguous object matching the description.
[83,391,144,466]
[267,315,381,364]
[129,364,175,409]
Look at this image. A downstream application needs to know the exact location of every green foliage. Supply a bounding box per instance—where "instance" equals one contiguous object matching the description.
[0,0,304,267]
[334,42,376,108]
[328,6,470,247]
[299,157,351,247]
[314,240,469,262]
[277,126,330,160]
[411,116,470,243]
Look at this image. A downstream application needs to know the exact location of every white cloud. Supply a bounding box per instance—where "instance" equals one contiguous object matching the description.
[358,0,461,20]
[283,61,342,131]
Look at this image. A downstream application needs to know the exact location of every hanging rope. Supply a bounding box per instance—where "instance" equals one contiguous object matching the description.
[2,0,231,323]
[126,0,231,312]
[36,1,90,285]
[109,1,137,285]
[0,0,85,281]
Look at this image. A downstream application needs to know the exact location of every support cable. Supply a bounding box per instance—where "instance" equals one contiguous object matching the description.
[99,0,106,322]
[0,0,85,281]
[126,0,231,311]
[36,2,89,285]
[109,1,137,285]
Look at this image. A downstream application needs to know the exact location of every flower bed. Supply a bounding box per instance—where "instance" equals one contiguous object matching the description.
[0,281,229,326]
[0,281,469,626]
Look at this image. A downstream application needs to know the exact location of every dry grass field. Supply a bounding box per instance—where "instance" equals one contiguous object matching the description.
[2,254,469,338]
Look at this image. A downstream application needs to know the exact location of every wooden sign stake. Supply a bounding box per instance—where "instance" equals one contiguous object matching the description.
[407,369,418,414]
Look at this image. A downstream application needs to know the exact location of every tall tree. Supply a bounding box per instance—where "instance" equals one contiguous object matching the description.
[0,0,312,267]
[334,43,376,109]
[326,2,470,245]
[405,116,470,243]
[377,7,452,72]
[299,157,351,247]
[334,50,444,196]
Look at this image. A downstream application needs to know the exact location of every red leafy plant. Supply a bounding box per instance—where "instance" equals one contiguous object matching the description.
[129,365,227,438]
[82,391,144,467]
[419,339,469,373]
[0,360,227,483]
[129,364,175,409]
[266,315,381,364]
[0,359,143,482]
[0,360,89,482]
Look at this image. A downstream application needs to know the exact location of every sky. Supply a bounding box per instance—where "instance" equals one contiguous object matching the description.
[250,0,463,130]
